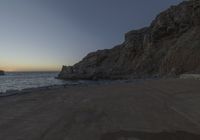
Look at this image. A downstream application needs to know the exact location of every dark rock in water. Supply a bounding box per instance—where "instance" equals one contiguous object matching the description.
[58,0,200,80]
[0,70,5,76]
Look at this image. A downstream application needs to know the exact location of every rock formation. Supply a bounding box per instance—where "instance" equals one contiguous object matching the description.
[0,70,5,76]
[58,0,200,80]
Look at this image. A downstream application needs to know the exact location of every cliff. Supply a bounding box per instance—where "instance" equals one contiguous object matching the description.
[58,0,200,80]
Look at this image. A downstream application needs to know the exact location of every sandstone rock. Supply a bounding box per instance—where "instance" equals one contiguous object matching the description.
[58,0,200,80]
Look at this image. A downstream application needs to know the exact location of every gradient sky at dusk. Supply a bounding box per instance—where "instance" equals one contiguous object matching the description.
[0,0,183,71]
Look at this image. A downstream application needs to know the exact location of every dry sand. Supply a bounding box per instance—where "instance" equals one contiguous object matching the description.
[0,79,200,140]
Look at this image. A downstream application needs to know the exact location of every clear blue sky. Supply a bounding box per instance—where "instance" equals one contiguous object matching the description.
[0,0,183,71]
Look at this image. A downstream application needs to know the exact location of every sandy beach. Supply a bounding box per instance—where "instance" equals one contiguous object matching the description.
[0,79,200,140]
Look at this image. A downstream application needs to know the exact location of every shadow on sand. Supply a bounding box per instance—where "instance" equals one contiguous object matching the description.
[101,130,200,140]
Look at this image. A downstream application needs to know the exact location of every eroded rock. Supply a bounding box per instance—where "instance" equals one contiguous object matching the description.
[58,0,200,80]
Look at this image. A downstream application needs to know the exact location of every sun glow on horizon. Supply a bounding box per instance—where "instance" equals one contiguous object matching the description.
[0,64,61,72]
[1,67,61,72]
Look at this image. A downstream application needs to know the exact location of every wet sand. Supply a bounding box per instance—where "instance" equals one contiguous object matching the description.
[0,79,200,140]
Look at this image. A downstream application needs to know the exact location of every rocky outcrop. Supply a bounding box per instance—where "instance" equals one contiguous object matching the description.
[58,0,200,80]
[0,70,5,76]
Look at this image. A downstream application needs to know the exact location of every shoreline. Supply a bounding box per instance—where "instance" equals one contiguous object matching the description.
[0,78,149,97]
[1,74,198,97]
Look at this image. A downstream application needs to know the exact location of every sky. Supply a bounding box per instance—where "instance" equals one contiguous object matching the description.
[0,0,183,72]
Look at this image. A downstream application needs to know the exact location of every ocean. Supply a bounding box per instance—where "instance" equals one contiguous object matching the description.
[0,72,137,94]
[0,72,69,93]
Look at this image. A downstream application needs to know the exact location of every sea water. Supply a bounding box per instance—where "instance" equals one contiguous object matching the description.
[0,72,140,94]
[0,72,67,93]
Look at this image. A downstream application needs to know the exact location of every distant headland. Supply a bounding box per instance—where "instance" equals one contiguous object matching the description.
[0,70,5,76]
[58,0,200,80]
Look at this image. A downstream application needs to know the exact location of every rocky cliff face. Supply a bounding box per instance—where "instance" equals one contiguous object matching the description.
[0,70,5,76]
[58,0,200,80]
